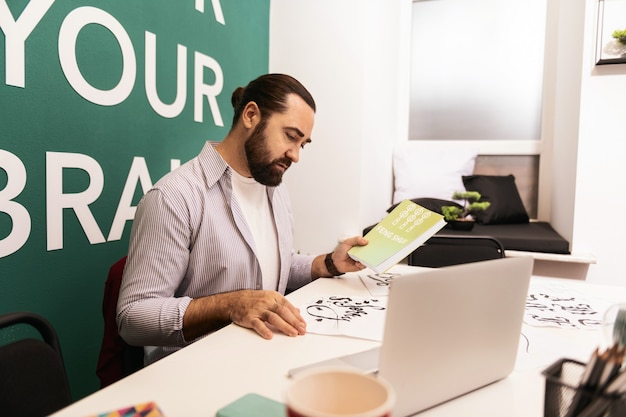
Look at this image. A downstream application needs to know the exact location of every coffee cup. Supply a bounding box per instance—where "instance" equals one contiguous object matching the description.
[285,367,395,417]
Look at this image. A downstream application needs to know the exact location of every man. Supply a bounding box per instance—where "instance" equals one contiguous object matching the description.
[117,73,368,364]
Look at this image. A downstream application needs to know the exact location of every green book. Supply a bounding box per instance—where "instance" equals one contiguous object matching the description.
[215,393,285,417]
[348,200,446,273]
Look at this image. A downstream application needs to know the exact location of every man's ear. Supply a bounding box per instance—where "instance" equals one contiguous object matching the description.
[241,101,261,129]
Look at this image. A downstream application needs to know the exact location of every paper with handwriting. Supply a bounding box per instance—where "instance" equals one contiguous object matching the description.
[301,296,387,341]
[358,264,424,296]
[360,269,609,330]
[302,266,612,339]
[524,282,609,329]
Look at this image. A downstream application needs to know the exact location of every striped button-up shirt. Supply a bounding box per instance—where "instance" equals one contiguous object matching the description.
[117,141,315,363]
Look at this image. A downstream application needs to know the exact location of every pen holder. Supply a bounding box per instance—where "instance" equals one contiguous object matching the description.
[542,358,626,417]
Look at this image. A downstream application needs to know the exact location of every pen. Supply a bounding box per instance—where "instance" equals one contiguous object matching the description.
[596,345,621,391]
[564,348,601,417]
[575,370,626,417]
[569,344,626,417]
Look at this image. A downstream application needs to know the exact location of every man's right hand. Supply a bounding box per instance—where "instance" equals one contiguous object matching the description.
[183,289,307,341]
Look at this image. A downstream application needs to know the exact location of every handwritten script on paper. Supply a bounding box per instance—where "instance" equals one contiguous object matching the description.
[301,296,387,341]
[524,282,608,329]
[358,264,423,296]
[359,272,400,296]
[361,269,607,330]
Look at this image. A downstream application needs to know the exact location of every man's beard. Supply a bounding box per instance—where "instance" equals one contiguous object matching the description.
[244,120,292,186]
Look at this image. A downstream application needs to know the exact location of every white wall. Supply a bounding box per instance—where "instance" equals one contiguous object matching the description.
[574,0,626,286]
[269,0,412,255]
[539,0,584,244]
[269,0,626,286]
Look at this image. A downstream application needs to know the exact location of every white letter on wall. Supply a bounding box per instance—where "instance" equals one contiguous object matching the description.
[58,6,136,106]
[145,31,187,118]
[46,152,105,250]
[0,150,31,258]
[195,0,225,25]
[0,0,54,87]
[107,157,153,241]
[194,51,224,126]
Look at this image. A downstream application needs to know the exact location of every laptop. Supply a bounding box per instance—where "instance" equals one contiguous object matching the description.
[288,257,533,417]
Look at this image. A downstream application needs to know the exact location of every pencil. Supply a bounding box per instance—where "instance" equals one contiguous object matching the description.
[565,348,603,417]
[597,344,621,391]
[576,370,626,417]
[570,344,626,417]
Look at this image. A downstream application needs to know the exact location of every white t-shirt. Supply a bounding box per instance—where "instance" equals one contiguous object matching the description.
[230,170,280,291]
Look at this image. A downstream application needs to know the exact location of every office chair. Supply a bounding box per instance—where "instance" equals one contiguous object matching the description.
[0,311,72,417]
[96,256,144,388]
[408,234,505,268]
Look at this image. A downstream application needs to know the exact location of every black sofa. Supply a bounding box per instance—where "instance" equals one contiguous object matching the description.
[435,222,570,254]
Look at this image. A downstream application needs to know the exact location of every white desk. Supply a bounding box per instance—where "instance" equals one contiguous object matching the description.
[51,266,626,417]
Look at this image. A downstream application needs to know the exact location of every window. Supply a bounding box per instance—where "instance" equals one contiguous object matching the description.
[409,0,546,141]
[408,0,547,218]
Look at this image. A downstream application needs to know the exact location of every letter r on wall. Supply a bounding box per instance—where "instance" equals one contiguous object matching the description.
[46,152,106,250]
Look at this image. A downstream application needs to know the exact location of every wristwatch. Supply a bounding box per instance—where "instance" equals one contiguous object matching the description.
[324,253,344,276]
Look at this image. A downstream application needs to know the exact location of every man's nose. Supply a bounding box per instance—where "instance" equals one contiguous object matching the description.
[285,145,300,163]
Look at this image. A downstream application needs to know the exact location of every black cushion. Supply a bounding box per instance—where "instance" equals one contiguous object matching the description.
[462,174,529,224]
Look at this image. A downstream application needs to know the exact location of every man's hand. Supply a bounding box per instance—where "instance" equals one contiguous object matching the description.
[331,236,368,274]
[183,290,306,340]
[227,290,306,339]
[312,235,368,278]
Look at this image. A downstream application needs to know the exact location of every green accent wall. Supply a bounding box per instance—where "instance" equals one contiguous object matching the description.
[0,0,269,400]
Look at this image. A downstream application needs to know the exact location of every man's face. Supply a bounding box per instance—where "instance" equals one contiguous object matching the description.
[245,94,314,186]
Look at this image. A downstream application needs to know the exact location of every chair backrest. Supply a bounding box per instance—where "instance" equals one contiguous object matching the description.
[96,256,144,388]
[408,234,505,268]
[0,311,72,417]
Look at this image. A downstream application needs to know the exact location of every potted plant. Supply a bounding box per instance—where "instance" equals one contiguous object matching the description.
[441,191,490,231]
[613,28,626,45]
